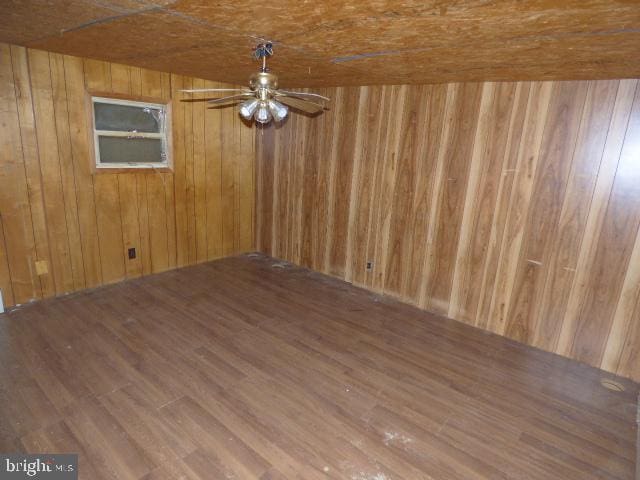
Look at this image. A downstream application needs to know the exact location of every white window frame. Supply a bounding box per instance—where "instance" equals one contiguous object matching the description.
[91,96,171,170]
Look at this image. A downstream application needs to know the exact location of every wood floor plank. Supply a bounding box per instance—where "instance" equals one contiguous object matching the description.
[0,254,637,479]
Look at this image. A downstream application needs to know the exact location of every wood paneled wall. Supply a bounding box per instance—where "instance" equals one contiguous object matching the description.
[0,43,254,308]
[256,80,640,381]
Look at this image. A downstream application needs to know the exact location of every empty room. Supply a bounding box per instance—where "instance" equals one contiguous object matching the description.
[0,1,639,479]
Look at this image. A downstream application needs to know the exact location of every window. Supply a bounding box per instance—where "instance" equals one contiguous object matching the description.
[91,96,171,169]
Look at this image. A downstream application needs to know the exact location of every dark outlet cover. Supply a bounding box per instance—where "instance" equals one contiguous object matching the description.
[128,247,136,259]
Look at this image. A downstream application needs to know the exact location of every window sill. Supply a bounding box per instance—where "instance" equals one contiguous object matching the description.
[93,165,173,174]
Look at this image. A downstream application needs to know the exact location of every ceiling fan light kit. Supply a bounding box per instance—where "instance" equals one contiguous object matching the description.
[255,103,272,123]
[180,43,329,125]
[268,100,289,122]
[239,98,260,119]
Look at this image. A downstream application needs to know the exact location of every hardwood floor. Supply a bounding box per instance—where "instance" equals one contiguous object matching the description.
[0,253,637,479]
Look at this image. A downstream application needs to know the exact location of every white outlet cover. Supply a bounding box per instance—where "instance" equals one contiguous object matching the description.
[0,289,4,313]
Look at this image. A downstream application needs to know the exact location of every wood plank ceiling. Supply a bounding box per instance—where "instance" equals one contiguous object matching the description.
[1,1,639,87]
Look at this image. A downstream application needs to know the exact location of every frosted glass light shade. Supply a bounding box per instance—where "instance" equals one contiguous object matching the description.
[239,99,259,119]
[255,103,272,124]
[268,100,288,122]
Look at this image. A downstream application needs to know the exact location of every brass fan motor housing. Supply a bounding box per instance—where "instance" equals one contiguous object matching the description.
[250,72,278,91]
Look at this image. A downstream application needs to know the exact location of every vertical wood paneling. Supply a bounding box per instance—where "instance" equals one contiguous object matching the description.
[371,86,405,293]
[183,77,197,266]
[403,85,448,302]
[424,83,483,314]
[607,225,640,376]
[310,92,332,272]
[111,63,144,281]
[446,82,497,319]
[239,106,255,253]
[256,124,274,255]
[161,71,178,271]
[28,48,76,295]
[569,86,640,367]
[417,84,457,308]
[204,80,223,260]
[60,54,103,289]
[171,74,188,268]
[474,83,531,331]
[503,81,589,344]
[327,87,359,278]
[10,45,55,298]
[257,78,640,381]
[382,86,420,296]
[274,110,290,261]
[220,89,238,257]
[85,58,126,284]
[363,86,394,291]
[49,53,86,291]
[533,80,619,352]
[0,43,254,309]
[130,66,152,277]
[0,44,39,303]
[192,77,207,263]
[450,82,517,324]
[556,81,638,359]
[485,81,553,336]
[140,69,165,274]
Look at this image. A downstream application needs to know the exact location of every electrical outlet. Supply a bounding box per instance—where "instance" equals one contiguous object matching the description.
[0,289,4,313]
[366,261,374,271]
[128,247,136,259]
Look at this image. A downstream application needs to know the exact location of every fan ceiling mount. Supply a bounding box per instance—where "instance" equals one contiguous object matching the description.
[180,43,329,124]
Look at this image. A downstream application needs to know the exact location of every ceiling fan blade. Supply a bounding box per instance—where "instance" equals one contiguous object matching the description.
[275,90,330,102]
[277,96,325,114]
[207,93,255,105]
[181,97,223,102]
[207,102,244,109]
[180,88,251,93]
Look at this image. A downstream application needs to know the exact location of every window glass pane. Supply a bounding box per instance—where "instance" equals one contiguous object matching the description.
[94,102,163,133]
[98,136,165,164]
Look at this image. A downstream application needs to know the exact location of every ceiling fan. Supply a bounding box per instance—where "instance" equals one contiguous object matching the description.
[180,43,329,124]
